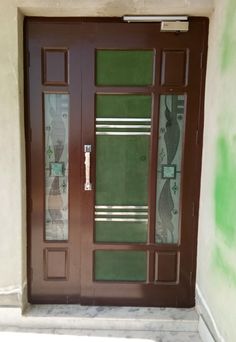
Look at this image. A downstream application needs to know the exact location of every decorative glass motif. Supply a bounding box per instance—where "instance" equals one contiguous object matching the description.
[155,95,185,244]
[44,94,69,241]
[162,165,176,179]
[50,162,65,177]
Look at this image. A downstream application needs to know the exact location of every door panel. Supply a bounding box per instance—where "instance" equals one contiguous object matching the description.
[25,18,208,306]
[25,22,83,303]
[44,93,69,241]
[96,50,154,86]
[155,94,186,244]
[94,250,147,282]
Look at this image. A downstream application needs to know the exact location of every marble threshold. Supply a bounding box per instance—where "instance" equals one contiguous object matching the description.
[0,329,202,342]
[0,305,199,333]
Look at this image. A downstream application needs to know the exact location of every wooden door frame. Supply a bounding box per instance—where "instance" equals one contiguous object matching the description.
[24,17,208,306]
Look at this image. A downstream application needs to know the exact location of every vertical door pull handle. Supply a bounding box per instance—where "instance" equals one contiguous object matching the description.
[84,145,92,191]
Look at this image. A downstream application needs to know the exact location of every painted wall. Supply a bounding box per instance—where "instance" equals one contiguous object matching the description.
[197,0,236,341]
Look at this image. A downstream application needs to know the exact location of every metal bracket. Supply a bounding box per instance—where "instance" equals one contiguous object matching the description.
[161,21,189,32]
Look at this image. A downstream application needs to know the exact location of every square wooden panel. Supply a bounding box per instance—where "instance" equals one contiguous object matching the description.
[44,248,68,280]
[155,251,180,283]
[42,48,69,86]
[161,50,189,86]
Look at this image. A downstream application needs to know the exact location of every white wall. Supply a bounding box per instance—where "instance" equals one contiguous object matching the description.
[0,2,25,306]
[197,0,236,341]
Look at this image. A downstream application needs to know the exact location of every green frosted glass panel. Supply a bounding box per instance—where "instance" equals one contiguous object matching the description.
[96,50,154,86]
[95,94,151,244]
[155,95,185,244]
[44,93,69,241]
[95,221,147,243]
[96,136,149,205]
[96,95,152,118]
[95,251,147,281]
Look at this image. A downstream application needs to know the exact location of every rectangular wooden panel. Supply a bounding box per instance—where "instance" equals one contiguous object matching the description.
[155,251,179,283]
[42,48,69,86]
[44,248,68,280]
[161,50,188,86]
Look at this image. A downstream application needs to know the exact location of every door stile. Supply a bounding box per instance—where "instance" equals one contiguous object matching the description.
[189,23,208,300]
[147,48,160,284]
[80,37,96,300]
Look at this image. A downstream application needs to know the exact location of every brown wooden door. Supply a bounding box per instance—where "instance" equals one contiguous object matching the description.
[25,18,208,306]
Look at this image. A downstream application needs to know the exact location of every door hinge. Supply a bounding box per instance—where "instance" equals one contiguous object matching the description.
[29,198,33,212]
[192,202,196,217]
[27,51,30,68]
[189,271,193,286]
[195,129,199,145]
[200,52,204,69]
[29,127,32,142]
[30,267,33,282]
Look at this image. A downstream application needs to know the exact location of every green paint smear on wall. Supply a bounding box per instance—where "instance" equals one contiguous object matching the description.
[212,246,236,287]
[221,0,236,72]
[214,136,236,246]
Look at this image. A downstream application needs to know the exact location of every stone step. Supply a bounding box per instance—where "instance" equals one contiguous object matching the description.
[0,305,199,332]
[0,329,202,342]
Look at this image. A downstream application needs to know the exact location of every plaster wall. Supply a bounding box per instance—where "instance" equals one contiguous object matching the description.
[196,0,236,341]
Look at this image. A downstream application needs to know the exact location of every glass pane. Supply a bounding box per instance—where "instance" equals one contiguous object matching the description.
[96,50,154,86]
[155,95,185,244]
[44,94,69,241]
[95,220,147,243]
[96,94,151,118]
[94,251,147,281]
[95,95,151,243]
[96,136,149,205]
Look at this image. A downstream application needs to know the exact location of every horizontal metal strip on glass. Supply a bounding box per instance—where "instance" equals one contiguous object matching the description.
[96,124,151,129]
[95,211,148,216]
[96,118,151,122]
[95,218,148,222]
[96,132,150,136]
[157,170,181,173]
[95,205,148,209]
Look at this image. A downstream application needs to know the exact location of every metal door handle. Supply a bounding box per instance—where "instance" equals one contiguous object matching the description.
[84,145,92,191]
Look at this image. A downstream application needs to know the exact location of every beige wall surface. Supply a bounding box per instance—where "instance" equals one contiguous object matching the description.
[197,0,236,341]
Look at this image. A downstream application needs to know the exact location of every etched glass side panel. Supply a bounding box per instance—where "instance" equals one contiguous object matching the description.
[44,94,69,241]
[155,95,185,244]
